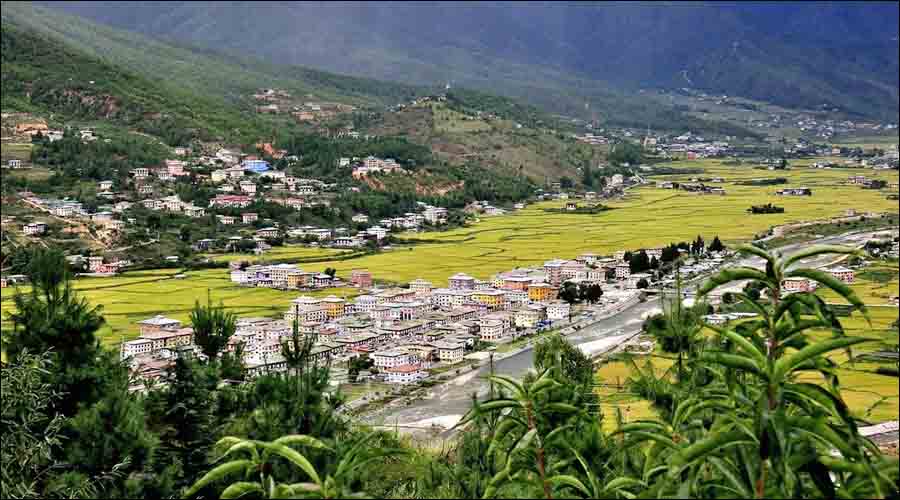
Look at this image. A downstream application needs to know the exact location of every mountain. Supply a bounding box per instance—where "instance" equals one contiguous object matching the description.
[1,2,428,110]
[37,1,900,121]
[1,21,262,145]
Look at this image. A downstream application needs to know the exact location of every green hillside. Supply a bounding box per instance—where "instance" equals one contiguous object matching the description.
[1,22,281,145]
[2,2,768,138]
[1,2,427,109]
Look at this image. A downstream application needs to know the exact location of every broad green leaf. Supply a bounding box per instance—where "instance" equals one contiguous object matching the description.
[273,434,330,451]
[477,399,522,414]
[734,244,777,270]
[544,402,580,414]
[488,375,526,398]
[487,418,521,459]
[258,442,321,485]
[700,352,767,379]
[773,337,874,382]
[782,245,860,271]
[786,268,869,321]
[699,267,770,297]
[705,324,767,366]
[220,481,265,499]
[549,475,590,497]
[510,428,538,459]
[708,457,751,498]
[483,465,511,499]
[183,460,253,498]
[669,430,753,471]
[622,431,678,450]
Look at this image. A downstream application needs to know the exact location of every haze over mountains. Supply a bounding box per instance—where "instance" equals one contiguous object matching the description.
[38,1,900,121]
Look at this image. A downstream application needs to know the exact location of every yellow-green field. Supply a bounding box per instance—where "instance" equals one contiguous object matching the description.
[2,159,897,349]
[206,245,350,263]
[1,269,361,345]
[290,159,897,286]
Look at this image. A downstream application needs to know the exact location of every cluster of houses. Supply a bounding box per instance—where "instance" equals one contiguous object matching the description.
[846,174,893,190]
[776,187,813,196]
[230,263,341,289]
[348,156,405,179]
[141,195,206,218]
[18,194,129,235]
[782,265,855,294]
[125,245,700,386]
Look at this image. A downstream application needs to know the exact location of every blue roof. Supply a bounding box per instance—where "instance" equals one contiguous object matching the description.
[242,160,270,173]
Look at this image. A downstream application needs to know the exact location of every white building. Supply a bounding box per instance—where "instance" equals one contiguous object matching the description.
[479,319,506,342]
[23,222,47,236]
[384,364,427,385]
[546,301,571,321]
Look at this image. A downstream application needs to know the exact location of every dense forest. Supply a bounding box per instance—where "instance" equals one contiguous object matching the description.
[2,246,897,499]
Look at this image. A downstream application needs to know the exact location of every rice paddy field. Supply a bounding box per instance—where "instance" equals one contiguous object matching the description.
[206,245,350,263]
[2,158,897,349]
[292,158,897,285]
[1,269,361,345]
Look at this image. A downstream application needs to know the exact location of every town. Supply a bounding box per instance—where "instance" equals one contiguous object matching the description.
[112,237,874,391]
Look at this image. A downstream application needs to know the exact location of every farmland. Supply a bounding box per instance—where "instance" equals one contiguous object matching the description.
[2,158,897,347]
[1,269,361,346]
[293,158,897,285]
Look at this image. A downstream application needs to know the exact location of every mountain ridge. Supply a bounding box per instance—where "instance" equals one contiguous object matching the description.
[36,1,900,121]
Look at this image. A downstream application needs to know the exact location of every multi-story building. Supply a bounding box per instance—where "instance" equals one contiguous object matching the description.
[782,277,817,294]
[514,304,546,329]
[479,319,506,342]
[321,295,346,319]
[257,227,280,239]
[431,340,465,364]
[448,273,476,290]
[615,263,632,280]
[471,289,506,310]
[284,296,328,324]
[384,364,427,385]
[501,276,533,291]
[210,195,253,208]
[828,266,855,284]
[137,315,183,336]
[350,270,373,288]
[546,301,571,321]
[560,261,590,282]
[543,259,567,285]
[165,160,187,177]
[23,222,47,236]
[527,282,556,302]
[372,348,416,370]
[423,206,448,224]
[409,278,433,296]
[354,295,378,314]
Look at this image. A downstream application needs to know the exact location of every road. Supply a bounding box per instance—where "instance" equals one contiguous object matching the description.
[361,228,894,431]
